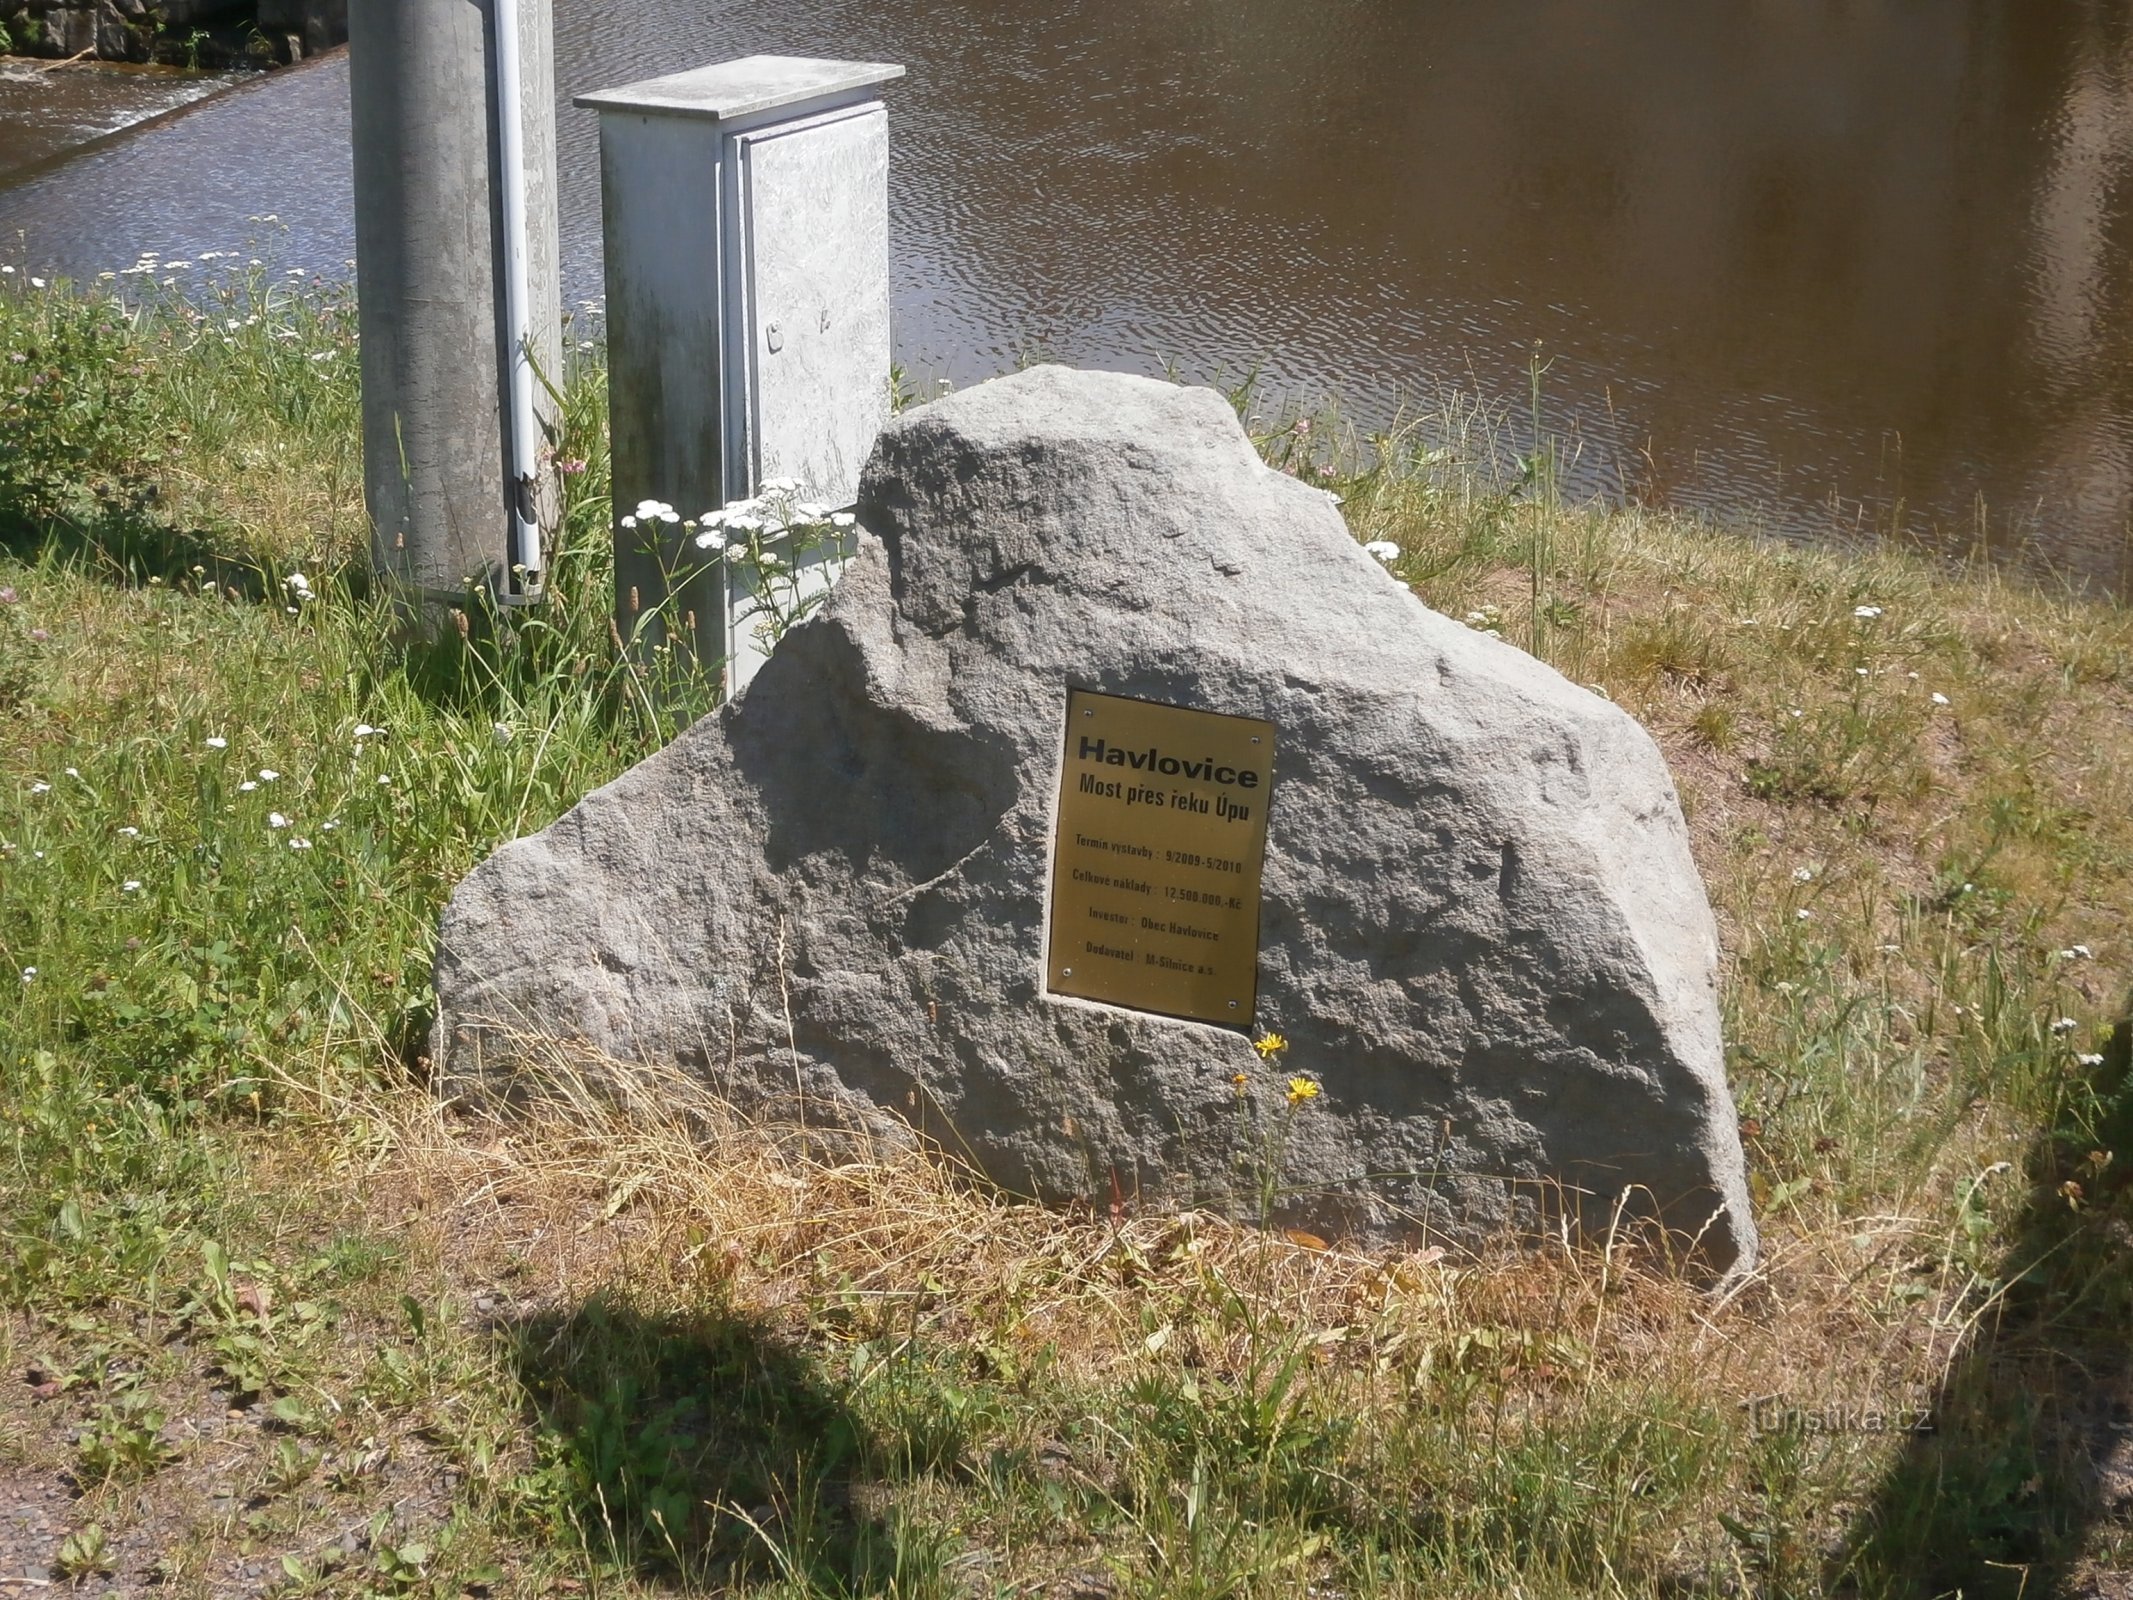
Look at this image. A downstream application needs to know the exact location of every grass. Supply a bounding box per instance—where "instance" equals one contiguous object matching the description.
[2,262,2131,1597]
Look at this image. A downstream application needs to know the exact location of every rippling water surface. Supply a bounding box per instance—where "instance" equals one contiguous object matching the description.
[4,1,2132,587]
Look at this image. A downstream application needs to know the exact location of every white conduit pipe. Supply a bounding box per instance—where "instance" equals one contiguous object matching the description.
[493,0,542,600]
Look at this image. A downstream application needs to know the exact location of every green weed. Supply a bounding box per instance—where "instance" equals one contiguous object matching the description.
[53,1522,114,1579]
[74,1387,176,1485]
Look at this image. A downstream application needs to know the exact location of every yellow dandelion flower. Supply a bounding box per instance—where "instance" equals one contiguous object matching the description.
[1253,1032,1288,1059]
[1286,1076,1320,1105]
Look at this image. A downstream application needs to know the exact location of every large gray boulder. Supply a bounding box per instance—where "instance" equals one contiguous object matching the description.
[435,366,1757,1274]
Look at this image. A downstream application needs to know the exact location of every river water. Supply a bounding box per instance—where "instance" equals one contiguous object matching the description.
[3,0,2132,589]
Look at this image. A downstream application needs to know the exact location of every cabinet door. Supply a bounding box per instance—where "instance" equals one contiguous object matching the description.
[728,103,891,508]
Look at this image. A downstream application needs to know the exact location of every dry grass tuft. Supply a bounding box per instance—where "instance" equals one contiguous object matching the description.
[350,1044,1966,1446]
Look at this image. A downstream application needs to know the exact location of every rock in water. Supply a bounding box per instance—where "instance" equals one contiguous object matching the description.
[435,366,1757,1274]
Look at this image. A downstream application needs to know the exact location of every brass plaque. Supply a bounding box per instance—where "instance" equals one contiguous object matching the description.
[1047,687,1277,1027]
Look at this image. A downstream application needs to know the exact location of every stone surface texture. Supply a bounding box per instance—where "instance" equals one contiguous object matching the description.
[434,366,1757,1272]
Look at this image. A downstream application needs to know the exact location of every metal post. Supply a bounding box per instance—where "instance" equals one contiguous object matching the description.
[579,56,902,681]
[348,0,561,610]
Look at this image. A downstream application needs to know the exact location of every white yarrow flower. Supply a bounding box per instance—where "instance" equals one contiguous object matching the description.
[2077,1052,2105,1067]
[20,967,34,983]
[258,769,278,782]
[121,880,141,893]
[1931,692,1950,706]
[117,826,139,837]
[1792,866,1815,883]
[29,781,49,794]
[1853,605,1883,619]
[205,736,227,749]
[268,811,289,829]
[694,529,727,552]
[239,781,257,792]
[2064,944,2094,960]
[2051,1017,2079,1035]
[289,837,312,851]
[1363,540,1400,562]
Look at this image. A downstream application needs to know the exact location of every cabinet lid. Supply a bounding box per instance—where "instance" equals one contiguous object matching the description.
[576,55,904,123]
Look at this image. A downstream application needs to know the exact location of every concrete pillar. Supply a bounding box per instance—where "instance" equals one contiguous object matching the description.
[349,0,560,607]
[579,55,902,677]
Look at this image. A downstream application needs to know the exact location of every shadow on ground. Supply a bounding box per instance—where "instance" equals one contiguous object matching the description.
[0,502,282,601]
[1835,999,2133,1599]
[502,1294,960,1594]
[0,503,568,712]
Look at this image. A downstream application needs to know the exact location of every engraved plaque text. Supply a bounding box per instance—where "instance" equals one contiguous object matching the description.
[1046,688,1276,1026]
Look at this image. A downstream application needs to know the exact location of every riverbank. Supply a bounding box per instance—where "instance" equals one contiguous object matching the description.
[0,0,338,67]
[3,271,2130,1596]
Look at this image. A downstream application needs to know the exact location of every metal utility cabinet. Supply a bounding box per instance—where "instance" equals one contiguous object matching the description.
[579,55,903,682]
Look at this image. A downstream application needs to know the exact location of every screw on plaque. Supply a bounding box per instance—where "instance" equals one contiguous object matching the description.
[766,323,783,354]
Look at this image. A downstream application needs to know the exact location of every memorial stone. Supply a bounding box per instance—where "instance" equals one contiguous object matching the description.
[433,365,1758,1274]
